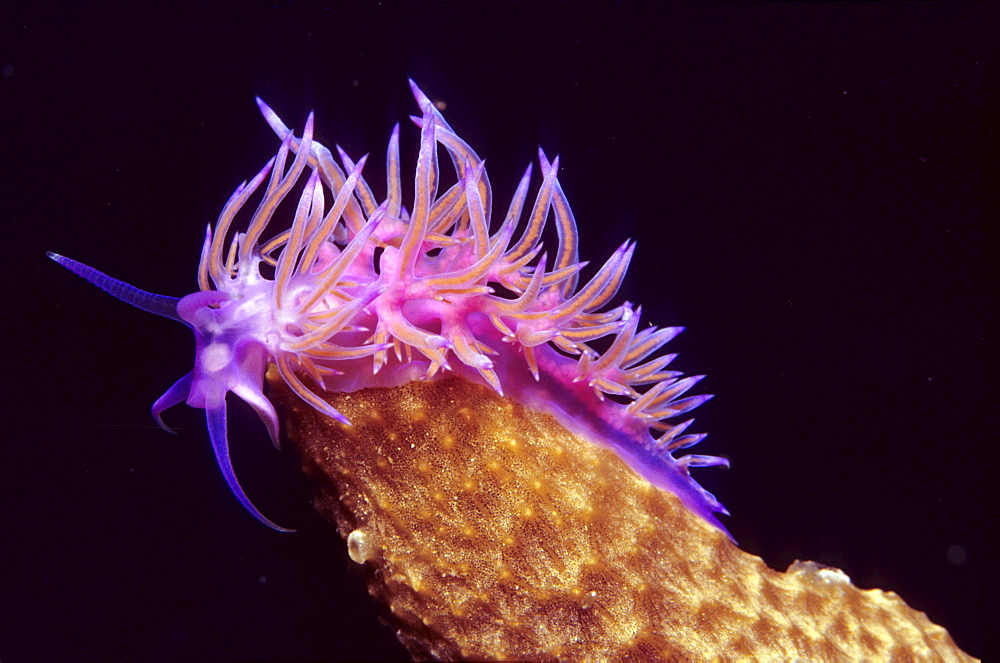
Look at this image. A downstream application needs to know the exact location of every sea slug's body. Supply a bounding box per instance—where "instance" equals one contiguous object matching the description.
[51,81,727,532]
[49,82,974,659]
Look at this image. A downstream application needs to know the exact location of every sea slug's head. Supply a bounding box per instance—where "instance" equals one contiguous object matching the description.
[50,81,729,533]
[49,112,386,531]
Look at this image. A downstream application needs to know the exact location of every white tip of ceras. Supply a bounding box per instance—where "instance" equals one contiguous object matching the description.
[408,78,431,107]
[255,96,280,126]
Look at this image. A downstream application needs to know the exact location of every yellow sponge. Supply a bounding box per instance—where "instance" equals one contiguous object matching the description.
[270,372,972,660]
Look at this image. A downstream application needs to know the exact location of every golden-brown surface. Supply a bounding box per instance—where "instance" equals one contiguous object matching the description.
[269,372,973,661]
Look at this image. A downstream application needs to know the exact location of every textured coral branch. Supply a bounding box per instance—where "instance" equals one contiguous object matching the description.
[268,372,973,661]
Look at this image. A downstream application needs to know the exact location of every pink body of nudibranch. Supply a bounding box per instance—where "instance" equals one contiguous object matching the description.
[49,81,728,533]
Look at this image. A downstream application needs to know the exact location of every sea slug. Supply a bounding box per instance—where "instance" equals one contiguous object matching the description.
[49,82,973,660]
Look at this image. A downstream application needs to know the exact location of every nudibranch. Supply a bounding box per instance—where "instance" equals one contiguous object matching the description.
[49,80,726,533]
[51,82,973,659]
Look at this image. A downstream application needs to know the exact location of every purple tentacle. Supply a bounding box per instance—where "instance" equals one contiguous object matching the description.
[152,373,194,434]
[230,383,282,450]
[46,252,182,321]
[205,400,294,532]
[176,290,230,323]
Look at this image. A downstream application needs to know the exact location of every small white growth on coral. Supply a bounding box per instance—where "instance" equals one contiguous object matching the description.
[789,560,852,585]
[348,528,377,564]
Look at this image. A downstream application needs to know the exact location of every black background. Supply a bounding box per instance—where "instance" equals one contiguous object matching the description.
[2,2,994,661]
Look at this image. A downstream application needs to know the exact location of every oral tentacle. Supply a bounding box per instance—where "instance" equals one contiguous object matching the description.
[230,382,281,450]
[205,399,293,532]
[151,373,194,434]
